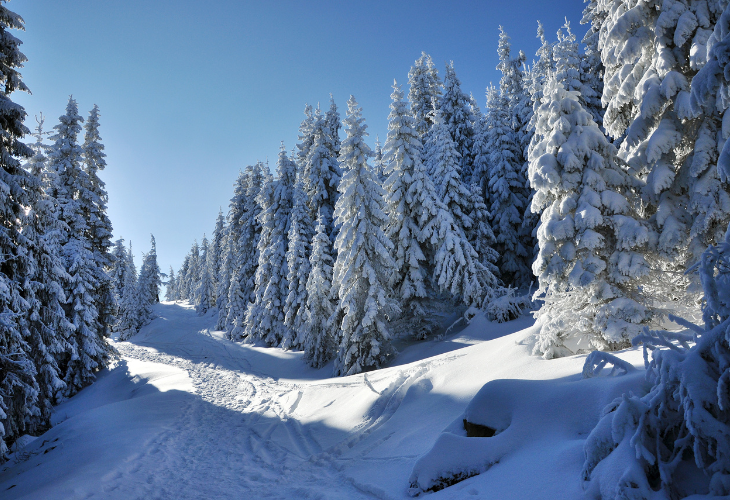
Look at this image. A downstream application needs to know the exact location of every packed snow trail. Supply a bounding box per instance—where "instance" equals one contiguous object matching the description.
[0,301,646,499]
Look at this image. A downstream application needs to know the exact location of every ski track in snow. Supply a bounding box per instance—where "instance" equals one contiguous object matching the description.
[103,306,437,499]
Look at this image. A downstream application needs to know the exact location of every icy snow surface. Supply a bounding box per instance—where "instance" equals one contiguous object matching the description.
[0,302,646,499]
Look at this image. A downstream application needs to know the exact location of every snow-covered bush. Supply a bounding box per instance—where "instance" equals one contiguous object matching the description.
[582,226,730,498]
[484,288,534,323]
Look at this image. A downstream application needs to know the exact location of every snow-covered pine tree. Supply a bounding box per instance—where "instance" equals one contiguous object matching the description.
[0,5,44,454]
[207,209,226,308]
[324,94,341,159]
[687,4,730,259]
[331,96,400,376]
[583,221,730,498]
[24,117,72,426]
[440,61,475,184]
[137,234,161,325]
[423,109,499,307]
[117,243,140,340]
[177,252,191,301]
[304,107,341,241]
[219,169,248,331]
[303,209,336,368]
[166,266,177,301]
[486,72,531,287]
[598,0,718,271]
[81,104,115,338]
[48,96,110,397]
[553,20,582,95]
[468,182,500,278]
[579,1,606,127]
[195,235,213,315]
[295,104,316,170]
[383,82,433,339]
[109,238,128,305]
[282,179,313,350]
[408,52,443,138]
[227,163,265,339]
[244,147,295,346]
[529,75,652,358]
[373,135,385,182]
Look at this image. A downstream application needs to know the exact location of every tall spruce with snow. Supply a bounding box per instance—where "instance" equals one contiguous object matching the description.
[439,62,475,184]
[295,104,316,170]
[244,148,295,346]
[529,76,652,358]
[166,266,177,301]
[373,136,385,182]
[109,238,127,304]
[176,252,192,301]
[195,235,213,315]
[282,179,313,350]
[687,5,730,259]
[219,169,249,331]
[117,243,140,340]
[331,96,400,376]
[137,235,161,325]
[81,104,114,338]
[383,82,432,338]
[598,0,719,270]
[424,110,499,307]
[303,209,336,368]
[303,108,341,240]
[207,209,226,308]
[227,163,265,338]
[408,52,442,138]
[579,1,606,126]
[484,91,530,286]
[24,117,72,425]
[48,97,110,396]
[0,4,44,455]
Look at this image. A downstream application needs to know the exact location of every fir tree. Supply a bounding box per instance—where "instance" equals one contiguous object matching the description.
[331,96,400,376]
[408,52,443,138]
[303,108,340,240]
[383,82,432,338]
[195,235,213,315]
[166,266,177,301]
[117,243,140,340]
[137,235,161,325]
[207,209,226,308]
[244,148,295,346]
[529,76,652,358]
[282,179,313,350]
[440,61,475,183]
[303,209,336,368]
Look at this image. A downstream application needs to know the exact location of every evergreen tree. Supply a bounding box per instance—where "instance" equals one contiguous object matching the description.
[331,95,400,376]
[439,61,475,183]
[486,76,531,287]
[383,82,432,338]
[166,266,177,301]
[529,76,652,358]
[227,163,264,338]
[81,104,115,338]
[282,179,313,350]
[244,148,295,345]
[117,243,140,340]
[219,170,248,331]
[195,235,213,314]
[137,235,161,325]
[0,6,47,454]
[109,238,127,304]
[207,209,226,308]
[303,209,336,368]
[579,1,605,127]
[408,52,442,138]
[303,108,340,240]
[48,96,110,397]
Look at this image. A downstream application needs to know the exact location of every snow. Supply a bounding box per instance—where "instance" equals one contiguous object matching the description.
[0,301,656,499]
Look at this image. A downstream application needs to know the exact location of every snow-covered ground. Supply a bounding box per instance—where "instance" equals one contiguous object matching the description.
[0,301,646,499]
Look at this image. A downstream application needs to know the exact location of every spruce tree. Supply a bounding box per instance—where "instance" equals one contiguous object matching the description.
[529,76,652,358]
[282,179,313,350]
[440,61,475,184]
[408,52,442,138]
[166,266,177,301]
[48,96,110,397]
[383,82,432,338]
[137,235,161,325]
[303,209,336,368]
[117,243,140,340]
[331,96,400,376]
[244,148,295,345]
[195,235,213,314]
[207,209,226,308]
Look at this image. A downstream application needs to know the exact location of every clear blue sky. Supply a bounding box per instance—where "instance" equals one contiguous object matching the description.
[12,0,585,274]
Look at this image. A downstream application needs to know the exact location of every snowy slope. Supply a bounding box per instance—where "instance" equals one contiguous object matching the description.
[0,302,646,499]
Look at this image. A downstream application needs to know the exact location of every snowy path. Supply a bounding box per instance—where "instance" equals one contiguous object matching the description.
[0,301,644,499]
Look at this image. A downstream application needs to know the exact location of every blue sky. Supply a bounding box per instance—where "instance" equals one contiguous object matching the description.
[12,0,585,274]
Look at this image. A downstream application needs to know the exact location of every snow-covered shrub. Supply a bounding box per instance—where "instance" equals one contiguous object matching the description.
[484,288,534,323]
[582,227,730,498]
